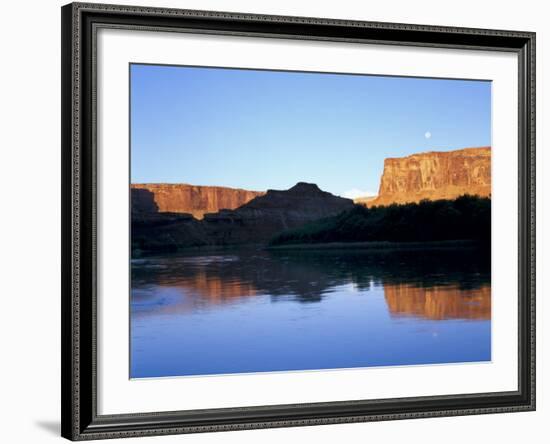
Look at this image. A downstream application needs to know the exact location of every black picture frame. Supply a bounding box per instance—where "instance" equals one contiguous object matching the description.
[61,2,536,440]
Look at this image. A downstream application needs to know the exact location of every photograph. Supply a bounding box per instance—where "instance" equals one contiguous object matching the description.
[129,64,492,379]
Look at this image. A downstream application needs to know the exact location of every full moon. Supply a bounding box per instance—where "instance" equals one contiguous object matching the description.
[424,131,432,139]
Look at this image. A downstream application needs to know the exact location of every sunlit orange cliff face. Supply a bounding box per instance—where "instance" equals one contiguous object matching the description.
[366,147,491,207]
[131,183,264,219]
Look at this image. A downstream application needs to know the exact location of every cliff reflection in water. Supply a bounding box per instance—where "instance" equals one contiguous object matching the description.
[131,247,491,378]
[132,248,490,318]
[384,284,490,320]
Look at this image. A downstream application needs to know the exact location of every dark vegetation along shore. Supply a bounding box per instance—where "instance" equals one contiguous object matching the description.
[269,195,490,247]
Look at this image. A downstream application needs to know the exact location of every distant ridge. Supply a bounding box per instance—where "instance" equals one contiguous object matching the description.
[131,183,264,219]
[353,195,376,205]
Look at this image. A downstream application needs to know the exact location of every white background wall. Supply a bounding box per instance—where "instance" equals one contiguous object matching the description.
[0,0,546,443]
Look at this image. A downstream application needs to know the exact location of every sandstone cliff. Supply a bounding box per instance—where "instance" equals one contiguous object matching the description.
[369,147,491,207]
[131,183,264,219]
[132,182,354,251]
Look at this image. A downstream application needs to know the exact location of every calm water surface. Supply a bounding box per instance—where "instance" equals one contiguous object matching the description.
[130,248,491,378]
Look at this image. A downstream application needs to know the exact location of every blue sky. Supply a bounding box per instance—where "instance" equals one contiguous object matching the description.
[130,64,491,198]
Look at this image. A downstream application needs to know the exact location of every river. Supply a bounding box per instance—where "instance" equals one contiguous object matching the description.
[130,247,491,378]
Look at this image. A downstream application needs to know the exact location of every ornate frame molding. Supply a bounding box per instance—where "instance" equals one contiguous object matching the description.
[61,2,535,440]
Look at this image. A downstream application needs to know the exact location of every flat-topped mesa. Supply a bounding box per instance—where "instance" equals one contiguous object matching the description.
[203,182,355,244]
[238,182,350,213]
[131,183,264,219]
[287,182,324,194]
[369,147,491,207]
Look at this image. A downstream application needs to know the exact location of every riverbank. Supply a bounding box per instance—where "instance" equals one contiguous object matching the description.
[133,239,487,257]
[266,239,484,251]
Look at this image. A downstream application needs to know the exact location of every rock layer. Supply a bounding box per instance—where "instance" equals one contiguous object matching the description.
[131,183,264,219]
[369,147,491,207]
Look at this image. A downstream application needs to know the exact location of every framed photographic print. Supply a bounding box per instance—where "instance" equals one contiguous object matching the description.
[61,2,536,440]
